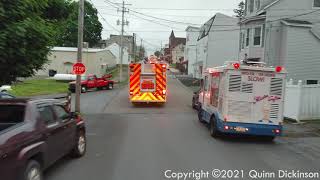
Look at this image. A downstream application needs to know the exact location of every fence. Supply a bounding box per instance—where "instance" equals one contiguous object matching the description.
[284,80,320,121]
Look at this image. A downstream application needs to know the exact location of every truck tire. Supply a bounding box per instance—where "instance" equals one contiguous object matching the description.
[107,83,113,90]
[198,108,204,123]
[23,160,43,180]
[81,86,87,93]
[70,131,86,158]
[210,116,220,138]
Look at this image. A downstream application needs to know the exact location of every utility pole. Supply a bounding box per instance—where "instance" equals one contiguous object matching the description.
[116,1,131,83]
[139,39,144,60]
[132,33,136,62]
[75,0,84,113]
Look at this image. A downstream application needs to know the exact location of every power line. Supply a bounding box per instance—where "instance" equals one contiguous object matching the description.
[105,0,200,27]
[130,12,185,30]
[104,0,185,30]
[129,9,202,26]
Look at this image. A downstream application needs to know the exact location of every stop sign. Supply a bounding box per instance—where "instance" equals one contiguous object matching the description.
[73,63,86,75]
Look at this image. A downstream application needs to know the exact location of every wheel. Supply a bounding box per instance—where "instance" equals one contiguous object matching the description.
[81,86,87,93]
[70,131,86,158]
[198,108,204,123]
[107,83,113,90]
[210,116,220,138]
[1,90,7,93]
[23,160,42,180]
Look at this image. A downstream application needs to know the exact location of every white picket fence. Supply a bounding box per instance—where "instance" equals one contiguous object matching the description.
[284,80,320,121]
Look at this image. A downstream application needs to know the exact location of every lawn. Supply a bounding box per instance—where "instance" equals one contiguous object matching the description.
[10,79,69,97]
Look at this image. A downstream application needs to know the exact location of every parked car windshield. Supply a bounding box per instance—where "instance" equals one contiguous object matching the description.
[0,105,25,124]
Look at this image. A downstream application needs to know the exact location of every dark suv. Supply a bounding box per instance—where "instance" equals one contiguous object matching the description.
[0,98,86,180]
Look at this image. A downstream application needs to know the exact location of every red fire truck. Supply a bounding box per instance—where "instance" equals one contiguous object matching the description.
[129,57,167,104]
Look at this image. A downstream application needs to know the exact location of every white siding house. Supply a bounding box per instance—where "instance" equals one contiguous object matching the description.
[106,43,130,64]
[240,0,320,84]
[195,13,240,78]
[185,26,200,77]
[37,47,117,77]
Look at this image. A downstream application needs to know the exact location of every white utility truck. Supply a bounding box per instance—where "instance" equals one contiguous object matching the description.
[198,61,286,140]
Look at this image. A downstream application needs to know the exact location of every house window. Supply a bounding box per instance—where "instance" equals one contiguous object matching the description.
[246,29,250,47]
[249,0,254,13]
[314,0,320,8]
[262,24,265,47]
[253,26,262,46]
[307,80,318,84]
[240,32,245,49]
[244,0,248,16]
[255,0,260,10]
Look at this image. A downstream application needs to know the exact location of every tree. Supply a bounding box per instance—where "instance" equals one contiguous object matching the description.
[58,0,103,47]
[154,51,161,57]
[234,1,245,18]
[0,0,55,84]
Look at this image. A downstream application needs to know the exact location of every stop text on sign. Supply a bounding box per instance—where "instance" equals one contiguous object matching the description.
[73,63,86,75]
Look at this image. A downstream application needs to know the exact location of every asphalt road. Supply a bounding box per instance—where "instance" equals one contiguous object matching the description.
[45,77,320,180]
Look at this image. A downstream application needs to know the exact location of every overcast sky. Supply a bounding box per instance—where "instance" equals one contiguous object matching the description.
[91,0,242,54]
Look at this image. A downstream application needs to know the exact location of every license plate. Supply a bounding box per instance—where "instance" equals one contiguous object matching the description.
[235,127,247,132]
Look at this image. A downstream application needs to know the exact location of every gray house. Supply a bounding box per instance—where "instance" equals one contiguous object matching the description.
[195,13,240,78]
[239,0,320,84]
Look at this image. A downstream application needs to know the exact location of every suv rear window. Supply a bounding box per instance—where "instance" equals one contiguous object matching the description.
[0,105,25,124]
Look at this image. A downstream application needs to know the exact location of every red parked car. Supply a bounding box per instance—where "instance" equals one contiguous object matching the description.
[0,98,86,180]
[68,74,114,93]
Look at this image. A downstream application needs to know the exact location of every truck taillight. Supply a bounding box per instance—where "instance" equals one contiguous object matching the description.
[275,66,283,73]
[75,114,83,124]
[163,90,166,95]
[274,129,281,134]
[162,64,166,69]
[233,63,240,69]
[130,91,133,95]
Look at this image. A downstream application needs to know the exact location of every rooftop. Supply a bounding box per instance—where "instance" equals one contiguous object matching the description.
[52,47,110,53]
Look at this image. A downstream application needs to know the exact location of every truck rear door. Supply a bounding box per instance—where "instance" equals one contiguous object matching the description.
[140,64,156,92]
[226,70,285,125]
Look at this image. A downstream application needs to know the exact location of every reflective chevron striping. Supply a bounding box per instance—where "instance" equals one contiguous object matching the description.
[130,63,167,103]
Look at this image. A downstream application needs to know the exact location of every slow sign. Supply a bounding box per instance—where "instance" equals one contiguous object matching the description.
[73,63,86,75]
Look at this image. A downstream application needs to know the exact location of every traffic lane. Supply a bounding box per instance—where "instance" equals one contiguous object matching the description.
[44,114,128,180]
[71,88,120,114]
[104,78,193,114]
[44,113,320,180]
